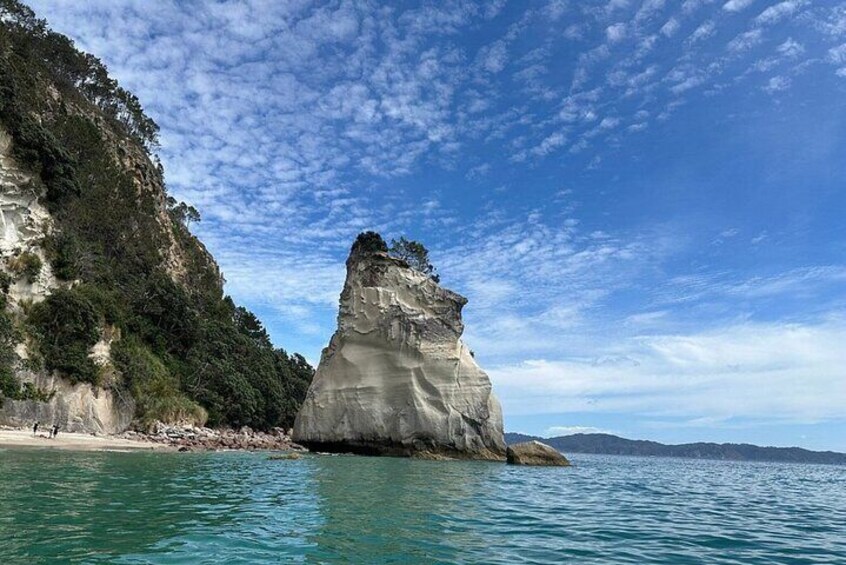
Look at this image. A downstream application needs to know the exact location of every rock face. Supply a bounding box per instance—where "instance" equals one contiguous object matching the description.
[0,128,58,305]
[293,239,506,460]
[0,372,133,434]
[506,441,571,467]
[1,128,133,435]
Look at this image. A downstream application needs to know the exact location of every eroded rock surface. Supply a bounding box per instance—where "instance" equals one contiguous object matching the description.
[506,441,571,467]
[293,240,506,460]
[0,372,133,434]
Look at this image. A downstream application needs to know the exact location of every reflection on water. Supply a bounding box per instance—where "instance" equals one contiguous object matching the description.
[1,449,845,564]
[307,456,498,562]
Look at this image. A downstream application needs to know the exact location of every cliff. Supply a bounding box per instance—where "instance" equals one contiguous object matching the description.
[0,124,131,432]
[0,1,312,433]
[294,235,506,460]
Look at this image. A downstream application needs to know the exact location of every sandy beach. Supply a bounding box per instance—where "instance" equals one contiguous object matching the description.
[0,428,167,452]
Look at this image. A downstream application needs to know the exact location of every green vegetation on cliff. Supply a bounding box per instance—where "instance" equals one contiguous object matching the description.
[0,0,312,429]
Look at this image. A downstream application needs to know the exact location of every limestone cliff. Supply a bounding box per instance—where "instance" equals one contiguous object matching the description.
[0,127,134,432]
[0,3,312,433]
[293,238,506,460]
[0,372,132,434]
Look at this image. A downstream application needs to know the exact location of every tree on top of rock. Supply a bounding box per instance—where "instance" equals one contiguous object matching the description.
[351,231,388,256]
[389,237,439,283]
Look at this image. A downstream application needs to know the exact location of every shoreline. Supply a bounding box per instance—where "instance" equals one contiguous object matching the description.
[0,428,166,452]
[0,423,304,453]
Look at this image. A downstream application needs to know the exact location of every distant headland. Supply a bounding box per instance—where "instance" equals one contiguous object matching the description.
[505,432,846,465]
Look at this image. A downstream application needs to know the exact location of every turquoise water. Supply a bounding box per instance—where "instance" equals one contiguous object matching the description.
[1,449,844,564]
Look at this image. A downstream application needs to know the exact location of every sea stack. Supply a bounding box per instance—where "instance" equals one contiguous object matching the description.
[293,233,506,460]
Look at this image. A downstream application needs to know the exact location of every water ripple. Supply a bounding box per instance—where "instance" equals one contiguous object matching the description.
[1,451,844,563]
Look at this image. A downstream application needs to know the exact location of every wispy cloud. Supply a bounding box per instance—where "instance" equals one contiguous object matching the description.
[723,0,756,12]
[545,425,612,437]
[491,319,846,423]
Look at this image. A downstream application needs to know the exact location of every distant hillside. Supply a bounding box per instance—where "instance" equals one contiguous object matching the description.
[505,433,846,465]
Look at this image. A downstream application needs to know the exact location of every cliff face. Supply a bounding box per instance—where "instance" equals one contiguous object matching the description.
[0,127,132,432]
[293,245,506,460]
[0,128,56,303]
[0,372,132,434]
[0,2,312,433]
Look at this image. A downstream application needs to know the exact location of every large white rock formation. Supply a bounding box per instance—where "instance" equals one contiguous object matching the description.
[293,238,506,460]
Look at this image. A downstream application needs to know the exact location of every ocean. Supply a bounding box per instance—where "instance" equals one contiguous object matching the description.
[1,449,844,564]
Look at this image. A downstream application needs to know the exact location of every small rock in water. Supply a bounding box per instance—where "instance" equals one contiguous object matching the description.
[506,441,570,467]
[268,452,301,461]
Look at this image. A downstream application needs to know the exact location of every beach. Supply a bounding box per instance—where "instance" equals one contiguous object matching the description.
[0,428,165,452]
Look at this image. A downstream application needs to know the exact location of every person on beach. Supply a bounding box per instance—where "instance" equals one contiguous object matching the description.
[52,424,59,439]
[33,422,39,436]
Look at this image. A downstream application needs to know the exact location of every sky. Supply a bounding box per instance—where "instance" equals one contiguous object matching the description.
[27,0,846,451]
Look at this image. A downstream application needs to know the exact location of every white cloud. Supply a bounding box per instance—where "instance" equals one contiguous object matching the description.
[777,38,804,58]
[687,20,716,44]
[763,75,791,93]
[545,426,612,437]
[491,320,846,422]
[828,43,846,65]
[479,40,509,73]
[754,1,808,27]
[660,18,680,37]
[625,310,669,326]
[606,22,627,42]
[728,29,763,52]
[723,0,756,12]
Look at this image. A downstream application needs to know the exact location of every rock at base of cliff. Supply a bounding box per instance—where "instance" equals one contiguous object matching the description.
[506,441,571,467]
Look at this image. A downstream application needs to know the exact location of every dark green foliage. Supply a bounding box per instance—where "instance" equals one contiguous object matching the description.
[0,309,19,398]
[46,232,83,280]
[111,336,206,426]
[183,315,313,429]
[389,236,439,282]
[234,306,272,349]
[0,307,54,401]
[126,273,199,355]
[0,369,18,398]
[0,0,159,150]
[352,231,388,255]
[7,251,42,283]
[0,69,81,203]
[27,288,100,385]
[0,271,12,294]
[167,196,201,228]
[0,1,314,429]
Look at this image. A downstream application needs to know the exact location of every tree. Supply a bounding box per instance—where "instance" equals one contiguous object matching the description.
[166,197,201,228]
[27,288,100,384]
[388,237,439,282]
[351,231,388,255]
[233,306,272,349]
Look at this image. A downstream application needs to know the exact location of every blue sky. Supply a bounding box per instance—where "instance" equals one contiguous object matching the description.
[29,0,846,451]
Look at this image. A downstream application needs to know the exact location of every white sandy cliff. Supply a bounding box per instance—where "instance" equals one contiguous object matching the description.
[293,237,506,459]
